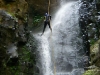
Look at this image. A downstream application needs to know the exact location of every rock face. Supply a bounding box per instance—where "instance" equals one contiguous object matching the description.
[80,0,100,75]
[0,0,28,58]
[26,0,58,14]
[79,0,90,62]
[0,0,33,75]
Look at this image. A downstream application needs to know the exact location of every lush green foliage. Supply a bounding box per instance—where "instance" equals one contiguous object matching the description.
[33,14,43,26]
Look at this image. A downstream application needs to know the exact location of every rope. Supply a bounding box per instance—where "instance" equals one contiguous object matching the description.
[47,0,56,74]
[48,0,50,15]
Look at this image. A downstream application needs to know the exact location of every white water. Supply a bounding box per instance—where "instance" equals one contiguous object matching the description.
[33,1,85,75]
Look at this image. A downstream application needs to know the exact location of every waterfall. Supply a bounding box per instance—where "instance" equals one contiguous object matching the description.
[33,1,87,75]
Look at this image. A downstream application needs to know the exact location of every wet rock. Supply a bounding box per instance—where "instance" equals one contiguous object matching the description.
[0,0,33,74]
[17,41,26,47]
[7,57,19,66]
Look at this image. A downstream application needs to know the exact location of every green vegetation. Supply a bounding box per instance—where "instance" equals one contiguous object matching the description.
[90,39,97,45]
[33,14,43,26]
[83,69,100,75]
[0,45,35,75]
[19,46,31,62]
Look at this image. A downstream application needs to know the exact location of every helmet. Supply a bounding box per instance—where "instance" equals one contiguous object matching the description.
[45,13,48,16]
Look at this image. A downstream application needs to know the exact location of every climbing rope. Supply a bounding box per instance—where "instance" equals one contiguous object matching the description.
[48,0,50,15]
[47,0,56,75]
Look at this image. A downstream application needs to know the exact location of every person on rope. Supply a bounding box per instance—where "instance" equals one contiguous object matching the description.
[41,13,52,35]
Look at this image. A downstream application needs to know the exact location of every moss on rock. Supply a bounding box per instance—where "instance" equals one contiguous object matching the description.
[83,68,100,75]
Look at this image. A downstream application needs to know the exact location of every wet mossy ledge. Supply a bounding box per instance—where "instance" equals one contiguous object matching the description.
[83,69,100,75]
[83,39,100,75]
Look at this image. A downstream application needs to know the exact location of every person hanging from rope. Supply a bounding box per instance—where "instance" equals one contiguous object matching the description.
[41,0,52,36]
[41,13,52,36]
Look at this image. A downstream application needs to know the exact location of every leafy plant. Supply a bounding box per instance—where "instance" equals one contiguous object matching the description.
[33,14,43,26]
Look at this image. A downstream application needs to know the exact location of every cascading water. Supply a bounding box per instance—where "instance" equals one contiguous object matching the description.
[33,1,87,75]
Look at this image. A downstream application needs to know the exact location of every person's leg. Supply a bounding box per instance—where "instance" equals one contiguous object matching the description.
[41,21,47,35]
[48,21,52,32]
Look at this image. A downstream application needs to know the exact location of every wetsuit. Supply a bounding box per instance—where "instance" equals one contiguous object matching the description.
[42,14,52,35]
